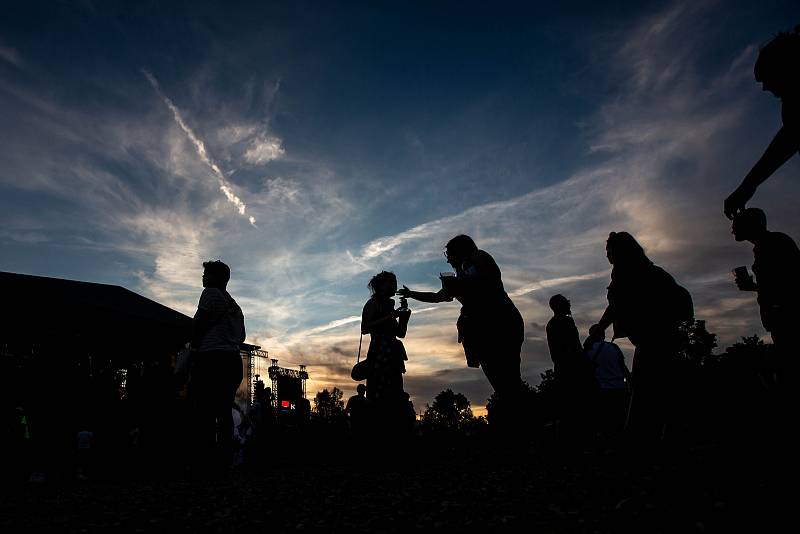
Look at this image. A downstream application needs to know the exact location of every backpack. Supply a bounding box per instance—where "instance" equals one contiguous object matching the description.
[670,283,694,324]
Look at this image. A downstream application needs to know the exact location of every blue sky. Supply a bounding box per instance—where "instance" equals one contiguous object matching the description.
[2,0,799,413]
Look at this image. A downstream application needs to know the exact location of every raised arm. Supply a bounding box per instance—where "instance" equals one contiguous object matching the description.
[725,126,799,219]
[589,303,615,338]
[397,285,451,304]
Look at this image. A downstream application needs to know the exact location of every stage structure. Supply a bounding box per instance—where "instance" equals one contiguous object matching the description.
[238,344,269,407]
[268,359,309,413]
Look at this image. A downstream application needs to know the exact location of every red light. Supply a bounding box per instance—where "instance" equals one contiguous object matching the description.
[281,400,290,408]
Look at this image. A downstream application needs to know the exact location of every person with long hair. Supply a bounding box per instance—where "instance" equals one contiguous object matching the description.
[725,27,800,219]
[397,235,525,426]
[361,271,411,432]
[590,232,692,445]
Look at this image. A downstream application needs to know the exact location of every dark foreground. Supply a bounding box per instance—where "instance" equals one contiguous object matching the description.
[0,435,789,533]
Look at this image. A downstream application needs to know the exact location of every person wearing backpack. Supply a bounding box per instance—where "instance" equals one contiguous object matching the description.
[589,232,693,446]
[190,260,246,470]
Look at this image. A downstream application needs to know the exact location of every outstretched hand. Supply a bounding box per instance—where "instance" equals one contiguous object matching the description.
[724,183,756,220]
[396,285,411,298]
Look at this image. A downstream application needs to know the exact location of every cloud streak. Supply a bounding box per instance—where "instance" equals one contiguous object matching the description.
[141,69,256,226]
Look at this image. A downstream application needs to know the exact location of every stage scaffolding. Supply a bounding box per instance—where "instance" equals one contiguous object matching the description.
[240,344,269,406]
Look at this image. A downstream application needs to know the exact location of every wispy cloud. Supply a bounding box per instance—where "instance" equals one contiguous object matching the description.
[0,44,20,66]
[141,69,257,226]
[508,272,609,298]
[244,135,284,164]
[1,0,792,414]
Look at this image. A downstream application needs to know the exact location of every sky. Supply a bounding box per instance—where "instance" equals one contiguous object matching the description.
[2,0,799,415]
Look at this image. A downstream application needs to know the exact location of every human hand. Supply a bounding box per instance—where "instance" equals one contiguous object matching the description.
[396,285,411,298]
[724,183,756,220]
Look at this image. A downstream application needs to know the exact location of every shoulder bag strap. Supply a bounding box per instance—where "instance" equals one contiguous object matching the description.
[357,333,363,363]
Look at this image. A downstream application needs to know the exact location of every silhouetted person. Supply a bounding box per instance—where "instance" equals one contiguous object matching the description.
[398,235,525,429]
[731,208,800,398]
[190,260,245,470]
[546,294,595,446]
[725,28,800,219]
[361,271,411,434]
[345,384,370,436]
[75,427,94,481]
[590,232,693,446]
[9,405,32,482]
[583,330,630,440]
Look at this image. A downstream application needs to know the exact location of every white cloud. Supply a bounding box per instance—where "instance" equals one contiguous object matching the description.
[244,135,284,164]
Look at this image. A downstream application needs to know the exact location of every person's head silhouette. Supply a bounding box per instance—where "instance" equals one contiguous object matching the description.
[549,294,571,316]
[356,384,366,396]
[368,271,397,298]
[584,326,606,350]
[202,260,230,289]
[606,232,649,267]
[444,235,478,269]
[754,28,800,100]
[731,207,768,243]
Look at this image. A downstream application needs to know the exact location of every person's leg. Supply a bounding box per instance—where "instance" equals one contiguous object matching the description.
[626,344,676,453]
[189,354,217,467]
[480,343,524,435]
[214,351,243,467]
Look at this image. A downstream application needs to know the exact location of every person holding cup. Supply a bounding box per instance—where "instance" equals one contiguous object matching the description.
[397,235,525,425]
[731,208,800,396]
[361,271,411,434]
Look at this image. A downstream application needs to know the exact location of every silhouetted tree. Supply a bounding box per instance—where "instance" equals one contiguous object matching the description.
[313,387,345,421]
[677,319,718,365]
[536,369,557,397]
[724,334,768,358]
[421,389,474,432]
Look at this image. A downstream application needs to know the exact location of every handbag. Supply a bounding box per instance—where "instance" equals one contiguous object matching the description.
[351,333,371,381]
[457,310,481,368]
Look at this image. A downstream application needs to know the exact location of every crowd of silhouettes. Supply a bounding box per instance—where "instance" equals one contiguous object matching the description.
[2,26,800,485]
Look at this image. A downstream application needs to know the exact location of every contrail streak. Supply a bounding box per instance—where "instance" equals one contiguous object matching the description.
[508,271,608,297]
[301,306,441,337]
[142,69,256,226]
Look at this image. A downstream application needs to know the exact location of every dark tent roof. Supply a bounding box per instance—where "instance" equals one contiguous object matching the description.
[0,271,192,356]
